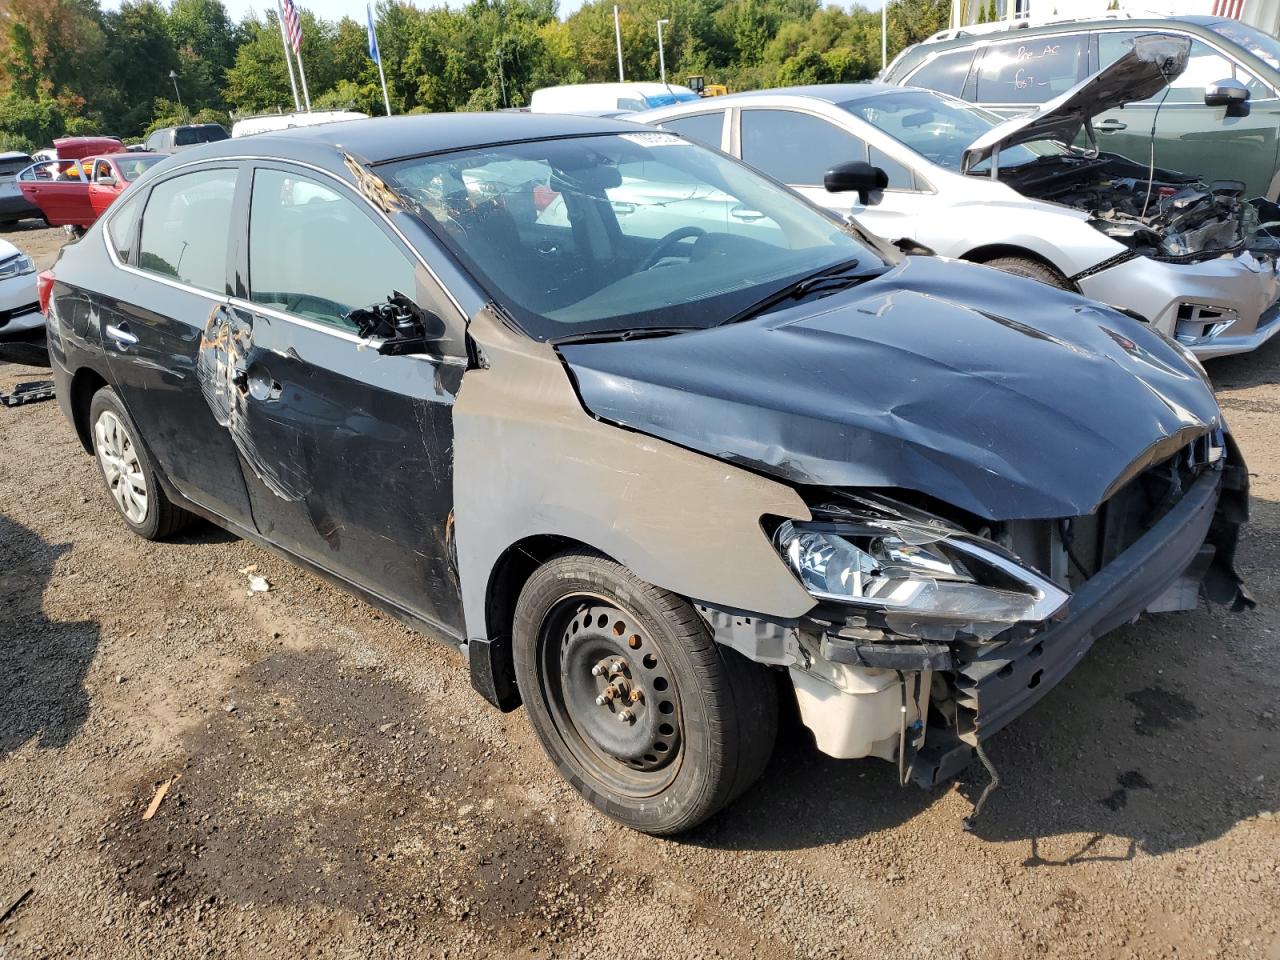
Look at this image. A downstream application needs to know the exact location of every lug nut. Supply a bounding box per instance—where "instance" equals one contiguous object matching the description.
[595,694,607,706]
[617,709,634,723]
[591,664,605,677]
[629,689,643,703]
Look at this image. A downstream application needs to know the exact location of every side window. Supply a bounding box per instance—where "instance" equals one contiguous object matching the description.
[974,33,1087,104]
[868,145,915,191]
[1101,33,1267,104]
[137,168,237,293]
[94,160,113,182]
[906,49,975,98]
[740,109,867,186]
[248,168,417,332]
[106,192,143,264]
[660,112,725,148]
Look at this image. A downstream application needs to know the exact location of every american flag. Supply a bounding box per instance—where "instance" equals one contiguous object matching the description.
[281,0,302,54]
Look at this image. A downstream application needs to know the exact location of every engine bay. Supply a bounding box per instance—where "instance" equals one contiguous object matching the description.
[992,154,1250,259]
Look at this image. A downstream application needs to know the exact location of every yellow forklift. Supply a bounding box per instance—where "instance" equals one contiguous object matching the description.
[686,75,729,97]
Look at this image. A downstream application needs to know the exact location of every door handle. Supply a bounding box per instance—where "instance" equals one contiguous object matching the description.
[104,322,138,347]
[1097,119,1127,132]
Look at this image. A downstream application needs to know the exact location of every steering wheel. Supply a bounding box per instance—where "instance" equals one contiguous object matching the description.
[638,226,706,271]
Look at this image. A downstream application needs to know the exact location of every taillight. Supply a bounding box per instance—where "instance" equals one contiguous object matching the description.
[37,269,54,316]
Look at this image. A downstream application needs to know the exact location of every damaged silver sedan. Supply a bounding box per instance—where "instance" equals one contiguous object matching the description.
[42,114,1251,834]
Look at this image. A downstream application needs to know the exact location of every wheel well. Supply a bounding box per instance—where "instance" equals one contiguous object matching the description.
[69,368,108,454]
[484,534,593,646]
[960,244,1077,290]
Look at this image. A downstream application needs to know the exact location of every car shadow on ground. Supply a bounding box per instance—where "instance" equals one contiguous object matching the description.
[0,514,98,761]
[686,498,1280,859]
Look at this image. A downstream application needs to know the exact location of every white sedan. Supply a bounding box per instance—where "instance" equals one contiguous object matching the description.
[635,34,1280,359]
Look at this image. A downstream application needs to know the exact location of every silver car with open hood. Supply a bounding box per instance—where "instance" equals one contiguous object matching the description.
[637,34,1280,359]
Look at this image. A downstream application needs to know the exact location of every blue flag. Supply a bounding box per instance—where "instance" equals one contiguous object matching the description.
[366,3,380,65]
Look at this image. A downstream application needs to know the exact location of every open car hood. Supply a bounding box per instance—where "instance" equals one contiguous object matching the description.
[559,257,1221,522]
[962,33,1191,174]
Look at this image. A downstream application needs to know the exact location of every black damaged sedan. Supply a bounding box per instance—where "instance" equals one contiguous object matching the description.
[41,114,1250,834]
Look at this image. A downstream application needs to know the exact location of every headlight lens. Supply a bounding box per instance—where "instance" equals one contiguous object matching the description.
[775,516,1068,635]
[0,254,35,280]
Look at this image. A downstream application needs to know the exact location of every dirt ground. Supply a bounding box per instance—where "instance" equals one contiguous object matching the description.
[1,224,1277,960]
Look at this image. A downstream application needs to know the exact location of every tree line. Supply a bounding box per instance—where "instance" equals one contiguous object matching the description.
[0,0,950,150]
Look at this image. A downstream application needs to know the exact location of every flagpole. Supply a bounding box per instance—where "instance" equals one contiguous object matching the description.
[369,3,391,116]
[296,44,312,112]
[276,0,301,111]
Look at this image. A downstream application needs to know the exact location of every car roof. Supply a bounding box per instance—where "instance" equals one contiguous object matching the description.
[183,112,646,167]
[640,83,902,112]
[909,14,1228,56]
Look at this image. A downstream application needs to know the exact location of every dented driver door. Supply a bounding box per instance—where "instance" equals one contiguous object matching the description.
[213,164,467,637]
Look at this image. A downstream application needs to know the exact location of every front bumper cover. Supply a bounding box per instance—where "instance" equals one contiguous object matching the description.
[1075,251,1280,359]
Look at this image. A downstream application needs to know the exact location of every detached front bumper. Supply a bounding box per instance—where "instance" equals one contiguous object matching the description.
[1076,251,1280,360]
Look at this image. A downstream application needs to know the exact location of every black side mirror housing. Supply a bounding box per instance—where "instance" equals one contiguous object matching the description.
[1205,78,1251,117]
[346,293,446,356]
[824,161,889,204]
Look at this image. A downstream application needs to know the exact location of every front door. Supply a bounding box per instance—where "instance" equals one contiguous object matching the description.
[1093,33,1280,198]
[88,158,119,219]
[736,107,925,243]
[97,165,256,526]
[222,164,465,635]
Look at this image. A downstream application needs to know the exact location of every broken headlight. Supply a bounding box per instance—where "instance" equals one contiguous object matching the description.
[774,517,1068,633]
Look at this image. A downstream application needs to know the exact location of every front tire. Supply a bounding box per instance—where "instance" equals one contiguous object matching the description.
[512,549,777,834]
[982,255,1073,290]
[89,387,193,540]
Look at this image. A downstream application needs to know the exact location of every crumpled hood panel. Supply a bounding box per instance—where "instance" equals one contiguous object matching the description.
[559,257,1223,521]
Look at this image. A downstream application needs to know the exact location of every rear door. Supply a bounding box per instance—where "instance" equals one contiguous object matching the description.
[19,161,88,225]
[1092,30,1280,197]
[222,162,467,634]
[98,164,256,526]
[969,31,1090,117]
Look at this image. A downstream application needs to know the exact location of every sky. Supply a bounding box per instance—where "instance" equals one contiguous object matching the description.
[103,0,886,26]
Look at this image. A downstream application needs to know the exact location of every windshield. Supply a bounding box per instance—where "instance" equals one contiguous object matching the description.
[843,90,1064,173]
[117,156,163,181]
[381,132,890,341]
[1210,19,1280,71]
[175,126,228,146]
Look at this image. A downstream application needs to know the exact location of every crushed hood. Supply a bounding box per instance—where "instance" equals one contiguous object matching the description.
[962,33,1191,173]
[559,257,1222,522]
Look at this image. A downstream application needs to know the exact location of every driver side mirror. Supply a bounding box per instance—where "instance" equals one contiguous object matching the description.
[824,161,889,205]
[97,175,117,186]
[346,293,446,356]
[1205,78,1251,117]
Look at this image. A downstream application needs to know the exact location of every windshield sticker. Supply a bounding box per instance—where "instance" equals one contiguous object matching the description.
[619,132,689,147]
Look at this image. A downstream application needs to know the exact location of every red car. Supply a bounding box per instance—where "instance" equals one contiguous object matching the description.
[18,152,164,231]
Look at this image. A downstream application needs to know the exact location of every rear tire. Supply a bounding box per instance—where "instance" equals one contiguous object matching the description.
[88,387,194,540]
[982,255,1073,290]
[512,549,777,835]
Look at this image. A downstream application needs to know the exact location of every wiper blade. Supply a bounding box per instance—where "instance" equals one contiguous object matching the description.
[718,258,881,327]
[551,325,702,346]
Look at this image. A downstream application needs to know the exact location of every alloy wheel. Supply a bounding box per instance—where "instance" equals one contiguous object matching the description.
[94,409,148,524]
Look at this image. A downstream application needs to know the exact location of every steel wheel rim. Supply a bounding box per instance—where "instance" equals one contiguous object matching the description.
[538,594,685,799]
[94,410,148,524]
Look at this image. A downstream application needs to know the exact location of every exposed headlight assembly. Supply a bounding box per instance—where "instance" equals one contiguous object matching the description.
[0,254,35,281]
[774,516,1069,641]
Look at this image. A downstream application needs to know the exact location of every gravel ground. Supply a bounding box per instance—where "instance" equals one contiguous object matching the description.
[1,224,1277,959]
